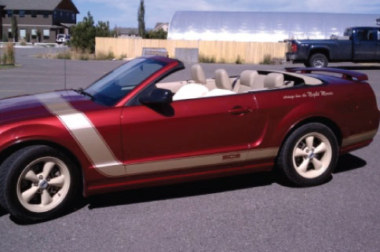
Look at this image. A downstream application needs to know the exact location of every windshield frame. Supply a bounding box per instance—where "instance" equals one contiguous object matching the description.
[84,57,172,107]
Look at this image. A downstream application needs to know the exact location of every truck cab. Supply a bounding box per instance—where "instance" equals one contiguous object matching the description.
[348,27,380,61]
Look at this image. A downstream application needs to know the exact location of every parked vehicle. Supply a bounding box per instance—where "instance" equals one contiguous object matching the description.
[56,34,70,44]
[0,56,378,222]
[286,27,380,67]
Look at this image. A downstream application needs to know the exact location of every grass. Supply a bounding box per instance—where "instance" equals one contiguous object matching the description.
[36,49,119,61]
[0,64,16,69]
[0,43,15,65]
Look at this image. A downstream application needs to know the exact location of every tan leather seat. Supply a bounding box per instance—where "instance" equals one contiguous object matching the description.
[264,73,284,89]
[191,64,207,85]
[238,70,259,92]
[204,69,236,97]
[215,69,232,90]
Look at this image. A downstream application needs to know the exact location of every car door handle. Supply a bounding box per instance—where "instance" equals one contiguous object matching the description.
[228,106,253,115]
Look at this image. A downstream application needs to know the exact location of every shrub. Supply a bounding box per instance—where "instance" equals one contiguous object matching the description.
[199,54,215,63]
[119,53,127,60]
[235,55,243,64]
[20,39,27,46]
[261,54,272,65]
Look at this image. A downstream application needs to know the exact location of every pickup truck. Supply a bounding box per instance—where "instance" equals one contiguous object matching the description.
[286,27,380,67]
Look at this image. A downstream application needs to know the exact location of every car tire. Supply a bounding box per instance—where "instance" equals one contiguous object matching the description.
[309,53,328,68]
[0,145,80,222]
[277,123,338,187]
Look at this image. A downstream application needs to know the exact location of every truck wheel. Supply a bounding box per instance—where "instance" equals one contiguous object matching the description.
[309,53,328,68]
[277,123,338,187]
[0,145,80,222]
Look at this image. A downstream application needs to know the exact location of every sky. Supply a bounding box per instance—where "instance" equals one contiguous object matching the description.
[74,0,380,29]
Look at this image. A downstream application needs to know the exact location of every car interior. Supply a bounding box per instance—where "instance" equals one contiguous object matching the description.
[156,64,323,101]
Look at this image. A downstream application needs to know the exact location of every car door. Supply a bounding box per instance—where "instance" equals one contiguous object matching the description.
[353,28,378,61]
[120,93,261,175]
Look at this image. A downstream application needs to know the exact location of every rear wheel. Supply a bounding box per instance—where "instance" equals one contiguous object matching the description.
[277,123,338,186]
[309,53,328,68]
[0,145,80,222]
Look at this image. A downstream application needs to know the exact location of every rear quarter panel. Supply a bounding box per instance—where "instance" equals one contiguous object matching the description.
[253,77,379,151]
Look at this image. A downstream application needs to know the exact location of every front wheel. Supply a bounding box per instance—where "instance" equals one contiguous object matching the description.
[309,53,328,68]
[277,123,339,186]
[0,145,80,222]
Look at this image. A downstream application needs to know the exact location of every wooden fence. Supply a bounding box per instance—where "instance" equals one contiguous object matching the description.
[95,37,288,64]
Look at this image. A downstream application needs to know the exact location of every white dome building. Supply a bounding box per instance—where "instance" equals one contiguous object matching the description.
[168,11,379,42]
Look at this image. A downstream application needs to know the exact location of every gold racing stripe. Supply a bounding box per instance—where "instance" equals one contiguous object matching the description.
[36,92,279,177]
[342,130,378,147]
[126,148,279,175]
[35,93,127,177]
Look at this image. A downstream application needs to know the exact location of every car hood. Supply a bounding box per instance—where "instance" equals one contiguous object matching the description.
[0,90,97,124]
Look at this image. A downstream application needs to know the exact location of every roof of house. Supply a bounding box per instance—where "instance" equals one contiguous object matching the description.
[1,0,79,13]
[154,22,168,30]
[118,27,139,35]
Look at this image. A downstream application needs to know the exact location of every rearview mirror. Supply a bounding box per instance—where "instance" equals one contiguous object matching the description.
[139,88,173,105]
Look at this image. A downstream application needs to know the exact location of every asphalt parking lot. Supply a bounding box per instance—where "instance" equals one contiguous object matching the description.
[1,48,380,252]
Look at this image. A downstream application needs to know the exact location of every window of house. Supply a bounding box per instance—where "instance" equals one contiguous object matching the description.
[31,29,37,39]
[43,29,50,39]
[19,10,25,17]
[19,29,26,40]
[378,30,380,40]
[43,12,49,18]
[31,11,37,18]
[72,13,75,20]
[7,10,12,17]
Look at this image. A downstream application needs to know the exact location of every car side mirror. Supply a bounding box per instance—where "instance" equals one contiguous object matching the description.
[139,88,173,105]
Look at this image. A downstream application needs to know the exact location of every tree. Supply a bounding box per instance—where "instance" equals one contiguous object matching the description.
[11,15,18,42]
[96,21,111,38]
[70,12,96,52]
[145,29,167,39]
[70,12,112,53]
[138,0,145,38]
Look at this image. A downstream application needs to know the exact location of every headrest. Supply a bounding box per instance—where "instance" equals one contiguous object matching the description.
[264,73,284,89]
[240,70,258,87]
[215,69,231,90]
[191,64,206,85]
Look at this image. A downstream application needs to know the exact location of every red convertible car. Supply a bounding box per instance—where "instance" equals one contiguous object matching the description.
[0,56,378,222]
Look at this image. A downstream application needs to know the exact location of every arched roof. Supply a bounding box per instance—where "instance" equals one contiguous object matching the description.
[168,11,379,42]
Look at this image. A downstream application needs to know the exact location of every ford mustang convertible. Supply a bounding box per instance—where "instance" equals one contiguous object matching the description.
[0,56,378,222]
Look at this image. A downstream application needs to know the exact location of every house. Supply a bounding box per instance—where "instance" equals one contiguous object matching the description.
[117,27,139,38]
[0,0,79,43]
[153,22,169,32]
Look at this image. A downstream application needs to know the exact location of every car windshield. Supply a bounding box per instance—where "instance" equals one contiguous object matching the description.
[85,58,167,106]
